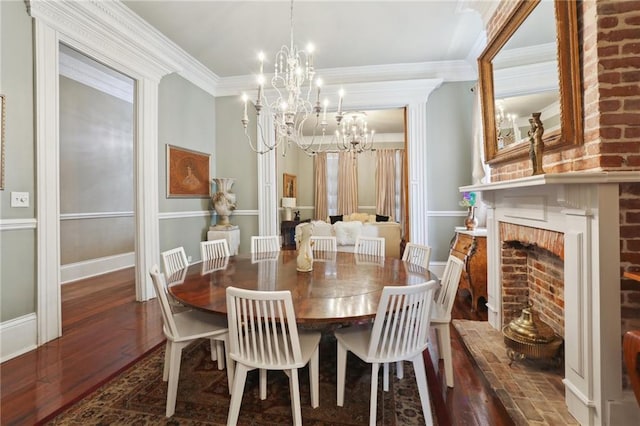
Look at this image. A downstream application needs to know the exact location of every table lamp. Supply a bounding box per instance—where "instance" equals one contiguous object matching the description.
[282,197,296,221]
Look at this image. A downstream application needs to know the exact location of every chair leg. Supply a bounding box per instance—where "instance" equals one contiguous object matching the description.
[223,337,234,395]
[412,355,434,426]
[438,324,454,387]
[165,342,185,417]
[227,364,248,426]
[216,340,225,369]
[309,346,319,408]
[209,339,218,363]
[289,368,302,426]
[336,341,347,406]
[259,369,267,400]
[383,362,389,392]
[369,362,380,426]
[396,361,404,379]
[163,341,171,381]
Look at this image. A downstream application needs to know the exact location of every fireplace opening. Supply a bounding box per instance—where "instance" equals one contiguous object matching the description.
[500,223,565,367]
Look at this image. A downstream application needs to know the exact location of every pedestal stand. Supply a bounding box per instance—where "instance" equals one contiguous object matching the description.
[207,225,240,256]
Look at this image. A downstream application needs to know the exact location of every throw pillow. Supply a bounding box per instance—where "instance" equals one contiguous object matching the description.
[334,221,363,245]
[329,215,343,224]
[376,214,390,222]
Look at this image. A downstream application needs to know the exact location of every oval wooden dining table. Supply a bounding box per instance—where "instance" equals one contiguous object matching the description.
[167,250,437,326]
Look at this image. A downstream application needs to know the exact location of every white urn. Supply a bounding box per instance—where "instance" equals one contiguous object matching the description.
[211,178,237,228]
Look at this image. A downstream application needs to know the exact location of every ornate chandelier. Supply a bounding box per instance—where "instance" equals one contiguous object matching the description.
[334,111,375,153]
[241,0,343,156]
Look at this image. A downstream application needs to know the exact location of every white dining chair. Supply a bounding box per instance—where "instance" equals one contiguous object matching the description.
[334,280,438,426]
[310,235,337,252]
[149,265,233,417]
[354,236,385,257]
[402,242,432,269]
[225,286,321,426]
[161,246,189,276]
[250,235,281,254]
[200,239,230,261]
[431,254,465,388]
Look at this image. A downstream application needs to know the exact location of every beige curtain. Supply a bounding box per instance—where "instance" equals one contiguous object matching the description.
[375,149,396,216]
[314,152,328,220]
[337,152,358,215]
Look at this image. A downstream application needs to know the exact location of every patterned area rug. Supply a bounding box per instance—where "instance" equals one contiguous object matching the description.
[453,319,578,425]
[45,335,430,425]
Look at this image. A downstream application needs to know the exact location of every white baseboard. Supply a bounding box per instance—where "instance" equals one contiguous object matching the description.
[0,314,37,363]
[61,252,135,284]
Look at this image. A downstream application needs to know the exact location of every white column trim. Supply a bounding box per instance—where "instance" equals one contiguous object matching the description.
[34,19,62,344]
[29,1,175,345]
[257,112,278,236]
[134,78,160,301]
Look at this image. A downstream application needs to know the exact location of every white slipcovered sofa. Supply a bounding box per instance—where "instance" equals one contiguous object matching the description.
[297,213,402,258]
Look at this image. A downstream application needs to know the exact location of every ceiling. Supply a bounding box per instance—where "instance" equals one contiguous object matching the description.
[120,1,492,135]
[122,0,488,79]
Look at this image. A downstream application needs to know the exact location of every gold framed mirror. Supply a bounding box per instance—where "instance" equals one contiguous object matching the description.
[478,0,582,165]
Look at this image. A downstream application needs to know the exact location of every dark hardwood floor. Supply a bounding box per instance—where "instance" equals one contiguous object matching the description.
[0,268,513,425]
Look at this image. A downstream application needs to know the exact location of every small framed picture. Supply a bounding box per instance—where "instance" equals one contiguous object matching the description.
[283,173,297,198]
[166,144,210,198]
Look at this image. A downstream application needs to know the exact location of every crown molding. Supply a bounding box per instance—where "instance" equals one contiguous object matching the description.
[27,0,219,94]
[494,61,558,98]
[493,42,557,70]
[59,48,134,103]
[215,61,473,97]
[457,0,500,27]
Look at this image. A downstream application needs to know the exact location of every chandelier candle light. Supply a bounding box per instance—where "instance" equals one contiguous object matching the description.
[241,0,344,156]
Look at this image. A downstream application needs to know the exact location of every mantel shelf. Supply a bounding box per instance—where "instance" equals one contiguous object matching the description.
[460,171,640,193]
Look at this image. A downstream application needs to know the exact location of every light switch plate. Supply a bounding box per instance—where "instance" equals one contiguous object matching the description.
[11,192,30,208]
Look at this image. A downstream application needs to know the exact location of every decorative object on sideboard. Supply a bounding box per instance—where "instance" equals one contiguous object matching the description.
[282,197,296,221]
[211,177,238,229]
[240,0,346,157]
[528,112,545,175]
[460,191,478,230]
[295,222,314,272]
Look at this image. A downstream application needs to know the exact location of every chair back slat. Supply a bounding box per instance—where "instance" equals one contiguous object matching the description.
[226,287,302,369]
[201,256,229,274]
[149,265,180,339]
[200,239,230,261]
[367,280,438,362]
[251,236,281,254]
[435,255,465,321]
[354,236,385,257]
[310,236,337,252]
[161,247,189,275]
[402,243,432,269]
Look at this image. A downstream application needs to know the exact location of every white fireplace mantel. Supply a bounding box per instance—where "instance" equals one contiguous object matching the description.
[460,171,640,426]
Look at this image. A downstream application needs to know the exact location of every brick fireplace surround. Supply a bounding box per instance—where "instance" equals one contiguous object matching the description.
[463,174,639,425]
[469,1,640,424]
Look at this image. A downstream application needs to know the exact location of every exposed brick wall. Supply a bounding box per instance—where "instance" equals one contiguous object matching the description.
[485,1,640,389]
[500,225,565,338]
[621,183,640,333]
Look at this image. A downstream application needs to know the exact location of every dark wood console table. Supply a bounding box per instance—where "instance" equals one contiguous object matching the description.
[280,220,300,250]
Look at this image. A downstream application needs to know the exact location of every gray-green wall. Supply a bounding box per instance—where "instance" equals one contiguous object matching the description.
[426,82,476,262]
[1,0,36,321]
[158,74,217,263]
[214,96,259,254]
[59,73,135,265]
